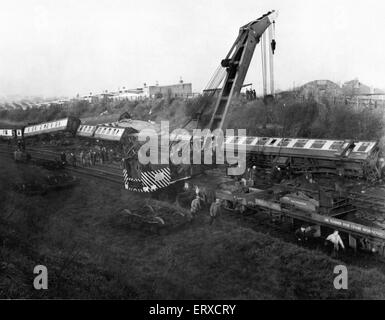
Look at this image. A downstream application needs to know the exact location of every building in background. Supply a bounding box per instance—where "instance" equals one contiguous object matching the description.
[143,80,193,99]
[108,80,194,101]
[342,79,371,96]
[299,80,342,100]
[112,88,146,101]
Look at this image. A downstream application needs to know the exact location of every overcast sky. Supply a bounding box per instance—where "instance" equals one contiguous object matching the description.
[0,0,384,98]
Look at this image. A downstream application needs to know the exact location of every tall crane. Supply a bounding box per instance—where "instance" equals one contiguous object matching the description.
[121,10,278,193]
[207,10,278,131]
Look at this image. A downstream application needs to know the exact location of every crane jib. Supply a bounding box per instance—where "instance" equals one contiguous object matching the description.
[207,10,278,132]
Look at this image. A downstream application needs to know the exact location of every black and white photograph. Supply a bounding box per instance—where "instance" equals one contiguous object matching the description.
[1,0,385,305]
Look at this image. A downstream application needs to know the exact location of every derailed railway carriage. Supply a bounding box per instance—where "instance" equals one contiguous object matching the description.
[23,116,81,138]
[76,124,97,138]
[224,136,381,180]
[2,116,382,184]
[0,129,15,140]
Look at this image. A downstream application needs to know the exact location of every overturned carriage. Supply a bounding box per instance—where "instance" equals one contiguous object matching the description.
[225,136,381,180]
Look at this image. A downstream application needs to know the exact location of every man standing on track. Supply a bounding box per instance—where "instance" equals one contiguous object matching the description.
[60,152,67,165]
[70,152,76,167]
[326,230,345,257]
[80,151,85,167]
[209,199,222,226]
[190,196,201,219]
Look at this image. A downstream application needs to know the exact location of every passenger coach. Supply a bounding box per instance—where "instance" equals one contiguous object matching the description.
[0,128,15,140]
[23,116,81,138]
[225,136,380,179]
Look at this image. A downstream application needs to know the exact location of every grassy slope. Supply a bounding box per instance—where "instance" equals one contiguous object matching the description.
[1,157,385,299]
[1,94,384,143]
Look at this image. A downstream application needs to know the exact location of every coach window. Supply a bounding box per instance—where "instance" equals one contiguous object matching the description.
[330,141,344,150]
[278,138,291,147]
[293,139,307,148]
[310,140,326,149]
[358,142,370,152]
[255,138,265,146]
[256,137,268,146]
[245,137,256,145]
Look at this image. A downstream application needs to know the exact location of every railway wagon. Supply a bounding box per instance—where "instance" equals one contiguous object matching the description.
[225,136,380,179]
[23,116,81,138]
[216,183,385,255]
[0,128,15,140]
[76,124,97,138]
[93,125,127,141]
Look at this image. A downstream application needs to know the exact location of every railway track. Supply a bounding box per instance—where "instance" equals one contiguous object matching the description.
[3,143,385,261]
[0,146,123,185]
[1,143,385,214]
[26,146,123,175]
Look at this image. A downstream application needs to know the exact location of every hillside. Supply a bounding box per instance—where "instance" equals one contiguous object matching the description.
[1,94,384,146]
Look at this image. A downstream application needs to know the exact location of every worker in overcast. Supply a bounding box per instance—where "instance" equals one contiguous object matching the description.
[190,195,201,219]
[326,230,345,257]
[209,199,221,226]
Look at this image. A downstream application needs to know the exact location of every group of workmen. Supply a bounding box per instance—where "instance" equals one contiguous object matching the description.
[188,184,222,226]
[60,146,115,167]
[245,88,257,100]
[295,226,346,257]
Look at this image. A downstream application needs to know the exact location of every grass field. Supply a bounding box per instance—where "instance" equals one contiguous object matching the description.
[1,157,385,299]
